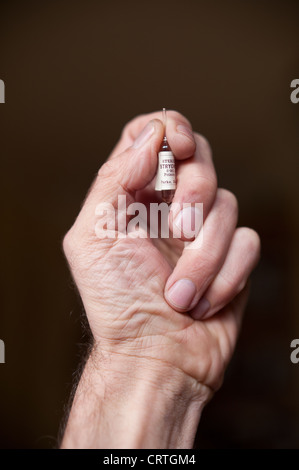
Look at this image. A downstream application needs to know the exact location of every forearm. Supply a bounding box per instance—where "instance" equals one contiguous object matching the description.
[60,348,209,449]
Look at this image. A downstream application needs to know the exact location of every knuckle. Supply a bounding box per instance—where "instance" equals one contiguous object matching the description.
[62,228,75,258]
[182,173,217,204]
[168,110,192,127]
[218,268,239,294]
[63,225,91,272]
[201,173,217,198]
[237,227,261,258]
[224,271,247,297]
[195,133,213,156]
[217,188,239,216]
[121,121,134,140]
[98,159,115,178]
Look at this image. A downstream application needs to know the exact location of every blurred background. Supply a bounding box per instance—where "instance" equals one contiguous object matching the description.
[0,0,298,448]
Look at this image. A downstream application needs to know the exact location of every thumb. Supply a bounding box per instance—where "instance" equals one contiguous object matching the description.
[92,119,164,207]
[65,120,164,247]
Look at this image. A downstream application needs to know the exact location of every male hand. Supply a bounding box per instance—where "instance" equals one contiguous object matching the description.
[62,111,260,448]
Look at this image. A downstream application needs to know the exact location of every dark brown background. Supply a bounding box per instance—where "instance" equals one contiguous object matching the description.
[0,0,298,448]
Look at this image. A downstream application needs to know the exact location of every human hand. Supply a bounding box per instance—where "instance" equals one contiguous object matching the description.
[62,111,260,448]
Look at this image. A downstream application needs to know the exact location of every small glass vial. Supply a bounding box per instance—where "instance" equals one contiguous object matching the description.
[155,108,176,203]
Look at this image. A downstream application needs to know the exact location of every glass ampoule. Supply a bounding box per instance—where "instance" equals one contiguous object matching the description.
[155,108,176,203]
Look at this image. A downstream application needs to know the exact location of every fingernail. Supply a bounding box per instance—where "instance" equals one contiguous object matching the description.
[132,121,155,149]
[166,279,197,310]
[174,206,203,239]
[176,124,195,143]
[191,298,210,320]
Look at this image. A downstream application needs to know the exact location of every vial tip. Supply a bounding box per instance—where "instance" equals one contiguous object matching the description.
[162,108,167,128]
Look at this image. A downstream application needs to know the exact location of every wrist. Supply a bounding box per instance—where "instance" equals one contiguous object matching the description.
[61,345,211,449]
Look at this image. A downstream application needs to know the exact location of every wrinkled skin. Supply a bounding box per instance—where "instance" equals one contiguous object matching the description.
[63,110,260,397]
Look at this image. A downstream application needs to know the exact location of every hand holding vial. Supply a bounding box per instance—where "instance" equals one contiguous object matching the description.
[61,110,260,449]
